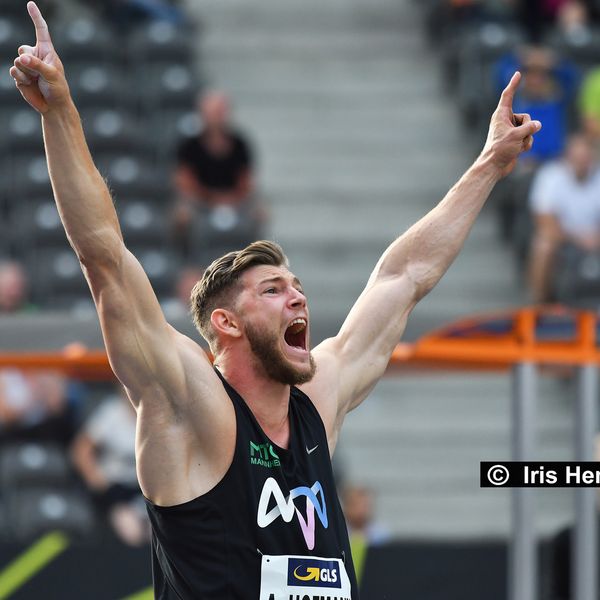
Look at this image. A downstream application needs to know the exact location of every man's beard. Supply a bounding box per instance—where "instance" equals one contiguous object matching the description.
[245,321,316,386]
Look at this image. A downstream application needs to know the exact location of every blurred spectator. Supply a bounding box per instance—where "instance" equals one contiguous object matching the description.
[495,46,578,165]
[172,91,265,262]
[342,485,390,584]
[425,0,517,44]
[578,66,600,141]
[162,265,204,319]
[516,0,597,41]
[556,0,592,36]
[0,370,79,445]
[0,261,36,315]
[493,47,578,245]
[71,389,149,546]
[527,133,600,302]
[87,0,186,32]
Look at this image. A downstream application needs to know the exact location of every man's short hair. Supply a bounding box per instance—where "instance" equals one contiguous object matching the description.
[190,240,289,350]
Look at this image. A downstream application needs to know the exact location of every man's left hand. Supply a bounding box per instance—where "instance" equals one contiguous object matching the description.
[481,71,542,178]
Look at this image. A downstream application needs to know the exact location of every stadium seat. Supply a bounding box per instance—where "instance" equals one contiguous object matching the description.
[132,247,179,296]
[0,442,71,488]
[95,154,170,200]
[0,224,8,257]
[549,28,600,70]
[553,245,600,308]
[130,21,193,64]
[0,17,27,60]
[68,64,129,111]
[8,487,95,541]
[55,17,119,66]
[147,109,202,158]
[139,63,199,112]
[80,108,151,159]
[0,59,23,112]
[1,0,56,25]
[27,246,88,306]
[456,24,524,127]
[119,200,169,246]
[11,153,53,199]
[10,196,67,251]
[7,107,44,154]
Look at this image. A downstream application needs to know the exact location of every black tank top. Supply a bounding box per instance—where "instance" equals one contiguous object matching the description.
[145,369,359,600]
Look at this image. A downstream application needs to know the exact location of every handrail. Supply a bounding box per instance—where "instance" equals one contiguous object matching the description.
[0,306,599,379]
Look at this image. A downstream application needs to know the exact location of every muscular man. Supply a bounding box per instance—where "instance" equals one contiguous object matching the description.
[10,3,541,599]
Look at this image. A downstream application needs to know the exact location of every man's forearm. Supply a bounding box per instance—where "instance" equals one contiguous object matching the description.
[372,153,502,300]
[42,100,123,265]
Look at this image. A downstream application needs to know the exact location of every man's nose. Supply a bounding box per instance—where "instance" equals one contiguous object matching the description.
[289,288,306,307]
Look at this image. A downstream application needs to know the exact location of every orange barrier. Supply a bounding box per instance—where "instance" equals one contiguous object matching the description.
[391,306,599,371]
[0,306,598,379]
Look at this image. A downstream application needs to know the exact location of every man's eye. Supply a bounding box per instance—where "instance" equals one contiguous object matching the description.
[264,288,276,294]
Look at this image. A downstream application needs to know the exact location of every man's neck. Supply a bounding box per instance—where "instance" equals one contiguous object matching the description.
[216,353,292,448]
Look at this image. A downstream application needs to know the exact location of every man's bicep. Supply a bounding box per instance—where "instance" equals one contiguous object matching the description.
[305,276,414,432]
[84,247,199,399]
[331,276,414,409]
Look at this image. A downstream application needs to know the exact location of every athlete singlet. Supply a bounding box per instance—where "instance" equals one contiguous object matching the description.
[145,369,359,600]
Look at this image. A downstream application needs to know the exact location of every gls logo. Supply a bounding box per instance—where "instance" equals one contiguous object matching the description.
[287,558,341,588]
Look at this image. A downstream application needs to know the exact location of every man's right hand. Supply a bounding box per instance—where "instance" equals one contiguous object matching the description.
[10,1,70,114]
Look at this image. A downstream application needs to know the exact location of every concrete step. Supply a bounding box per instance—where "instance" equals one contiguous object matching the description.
[233,100,465,131]
[261,159,466,193]
[263,177,454,199]
[203,31,422,58]
[222,73,442,107]
[194,0,413,33]
[374,490,573,539]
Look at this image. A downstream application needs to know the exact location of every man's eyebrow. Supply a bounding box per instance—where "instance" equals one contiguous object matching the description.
[258,276,303,288]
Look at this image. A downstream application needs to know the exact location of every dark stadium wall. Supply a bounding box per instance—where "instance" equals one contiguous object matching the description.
[0,537,552,600]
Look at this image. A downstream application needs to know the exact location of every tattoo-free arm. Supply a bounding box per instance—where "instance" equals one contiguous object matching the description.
[305,72,542,446]
[10,3,212,406]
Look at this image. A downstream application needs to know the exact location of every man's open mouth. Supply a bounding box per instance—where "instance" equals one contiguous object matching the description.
[284,318,307,351]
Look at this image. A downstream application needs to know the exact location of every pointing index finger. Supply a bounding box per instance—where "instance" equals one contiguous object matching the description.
[499,71,521,110]
[27,1,52,45]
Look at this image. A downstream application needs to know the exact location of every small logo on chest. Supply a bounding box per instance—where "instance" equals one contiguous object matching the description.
[249,441,281,468]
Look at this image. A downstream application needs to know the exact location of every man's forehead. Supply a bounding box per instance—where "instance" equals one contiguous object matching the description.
[242,264,298,285]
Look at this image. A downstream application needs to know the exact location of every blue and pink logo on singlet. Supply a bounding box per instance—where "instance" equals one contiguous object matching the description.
[256,477,328,550]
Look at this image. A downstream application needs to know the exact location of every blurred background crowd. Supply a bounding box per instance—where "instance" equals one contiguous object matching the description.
[426,0,600,307]
[1,0,599,598]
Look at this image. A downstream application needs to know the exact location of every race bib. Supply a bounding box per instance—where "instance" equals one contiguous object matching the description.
[259,554,352,600]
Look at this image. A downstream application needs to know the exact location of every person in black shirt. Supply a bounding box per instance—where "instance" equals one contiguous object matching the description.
[11,4,541,598]
[173,91,264,261]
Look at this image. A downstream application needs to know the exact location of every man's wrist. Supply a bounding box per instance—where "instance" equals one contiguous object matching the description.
[41,95,77,121]
[472,149,505,184]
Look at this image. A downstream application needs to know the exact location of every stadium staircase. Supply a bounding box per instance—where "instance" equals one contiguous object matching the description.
[177,0,572,538]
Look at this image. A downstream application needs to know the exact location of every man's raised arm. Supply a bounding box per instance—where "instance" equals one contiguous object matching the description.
[306,72,541,446]
[9,2,210,403]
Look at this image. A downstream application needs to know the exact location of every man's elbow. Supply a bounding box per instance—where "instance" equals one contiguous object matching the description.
[398,262,436,304]
[76,229,124,272]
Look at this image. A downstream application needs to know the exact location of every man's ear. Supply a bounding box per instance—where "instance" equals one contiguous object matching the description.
[211,308,243,340]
